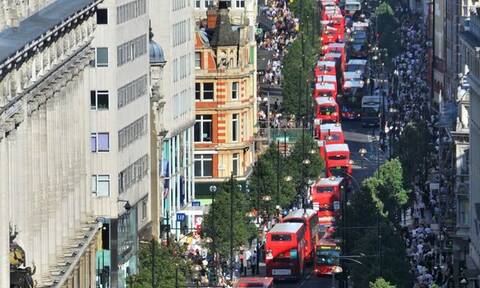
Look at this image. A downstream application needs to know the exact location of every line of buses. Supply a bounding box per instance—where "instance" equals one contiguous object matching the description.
[262,0,368,282]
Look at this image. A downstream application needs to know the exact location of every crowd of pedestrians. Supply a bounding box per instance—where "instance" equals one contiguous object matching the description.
[258,0,298,86]
[385,6,454,288]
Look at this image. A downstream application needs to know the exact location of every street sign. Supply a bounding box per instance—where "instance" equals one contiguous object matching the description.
[176,213,186,222]
[333,201,340,211]
[192,201,201,207]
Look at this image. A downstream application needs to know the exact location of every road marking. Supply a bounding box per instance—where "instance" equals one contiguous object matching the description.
[298,270,312,287]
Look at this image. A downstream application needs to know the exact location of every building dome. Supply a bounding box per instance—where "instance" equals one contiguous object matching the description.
[149,40,165,64]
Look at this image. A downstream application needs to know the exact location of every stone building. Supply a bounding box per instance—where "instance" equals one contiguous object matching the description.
[193,6,257,195]
[459,5,480,285]
[149,0,197,239]
[0,0,103,286]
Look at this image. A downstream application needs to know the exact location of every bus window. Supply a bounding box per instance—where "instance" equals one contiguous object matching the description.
[271,234,292,241]
[320,106,336,115]
[317,187,334,193]
[328,155,347,160]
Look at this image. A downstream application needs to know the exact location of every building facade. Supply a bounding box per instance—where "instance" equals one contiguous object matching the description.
[0,0,103,286]
[88,0,152,286]
[460,6,480,285]
[149,0,196,239]
[193,6,257,195]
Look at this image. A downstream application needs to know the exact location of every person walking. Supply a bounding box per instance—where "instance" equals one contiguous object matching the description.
[251,251,257,275]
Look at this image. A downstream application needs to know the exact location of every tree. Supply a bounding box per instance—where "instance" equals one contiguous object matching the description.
[370,277,396,288]
[287,133,324,192]
[128,240,187,288]
[374,2,401,60]
[248,143,296,212]
[202,177,256,260]
[393,120,432,190]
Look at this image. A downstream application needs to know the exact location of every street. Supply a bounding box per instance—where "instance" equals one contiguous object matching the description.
[270,120,385,288]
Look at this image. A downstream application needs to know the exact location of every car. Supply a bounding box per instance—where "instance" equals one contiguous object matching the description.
[341,105,361,120]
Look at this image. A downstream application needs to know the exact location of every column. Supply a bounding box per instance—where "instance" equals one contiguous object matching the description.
[38,103,49,274]
[0,130,10,288]
[46,97,57,267]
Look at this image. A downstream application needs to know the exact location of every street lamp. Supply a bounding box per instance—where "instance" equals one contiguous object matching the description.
[331,265,343,288]
[209,185,217,281]
[302,159,311,165]
[358,148,367,169]
[284,175,293,182]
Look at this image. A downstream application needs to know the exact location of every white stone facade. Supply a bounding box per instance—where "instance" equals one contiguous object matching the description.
[0,1,102,286]
[150,0,196,238]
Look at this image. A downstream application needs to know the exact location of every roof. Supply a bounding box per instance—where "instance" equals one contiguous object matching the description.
[317,177,344,186]
[325,143,350,153]
[0,0,95,65]
[343,71,362,80]
[325,52,342,58]
[315,97,336,105]
[343,80,364,88]
[347,59,367,66]
[317,60,336,67]
[328,43,345,49]
[316,75,337,83]
[210,8,239,47]
[257,48,275,72]
[315,82,336,91]
[320,123,343,133]
[269,222,304,234]
[149,40,166,64]
[284,209,317,220]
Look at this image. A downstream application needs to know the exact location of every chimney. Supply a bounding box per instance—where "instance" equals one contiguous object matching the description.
[207,6,218,29]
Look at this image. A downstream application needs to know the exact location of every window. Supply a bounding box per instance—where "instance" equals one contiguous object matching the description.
[194,154,213,177]
[90,90,109,110]
[118,115,148,150]
[97,8,108,24]
[203,83,214,100]
[232,153,239,176]
[204,0,213,7]
[195,83,201,100]
[117,0,147,24]
[92,175,110,197]
[232,114,239,142]
[194,115,212,142]
[142,199,147,220]
[119,154,149,193]
[236,0,244,7]
[231,82,238,99]
[195,52,201,69]
[117,74,148,108]
[117,34,147,66]
[91,133,110,152]
[96,48,109,67]
[271,234,292,241]
[195,0,200,8]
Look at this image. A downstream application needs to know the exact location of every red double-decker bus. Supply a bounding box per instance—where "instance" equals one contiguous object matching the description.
[324,143,352,177]
[313,97,339,126]
[314,238,341,276]
[282,209,319,263]
[318,123,345,144]
[311,177,344,227]
[235,277,274,288]
[266,223,306,280]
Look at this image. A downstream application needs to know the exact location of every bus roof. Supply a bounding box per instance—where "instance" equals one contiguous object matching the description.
[343,80,365,88]
[269,222,304,234]
[315,82,336,91]
[343,71,362,80]
[315,97,336,105]
[325,143,350,153]
[347,59,367,66]
[317,177,344,186]
[325,52,342,59]
[317,60,336,67]
[320,123,343,133]
[328,43,346,49]
[317,75,337,83]
[284,208,317,220]
[235,277,274,287]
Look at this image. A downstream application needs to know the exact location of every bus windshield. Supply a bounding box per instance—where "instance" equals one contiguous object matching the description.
[328,155,347,160]
[320,106,336,114]
[362,107,379,116]
[271,234,292,241]
[316,249,340,265]
[330,167,347,177]
[317,186,334,193]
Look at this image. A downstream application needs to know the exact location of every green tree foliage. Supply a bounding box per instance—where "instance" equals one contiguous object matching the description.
[287,133,324,190]
[248,143,296,212]
[281,37,318,119]
[375,2,401,60]
[393,120,432,190]
[127,240,187,288]
[202,177,256,260]
[345,160,413,287]
[370,277,397,288]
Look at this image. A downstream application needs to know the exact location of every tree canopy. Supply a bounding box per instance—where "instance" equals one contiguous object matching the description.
[370,277,397,288]
[201,177,256,260]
